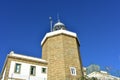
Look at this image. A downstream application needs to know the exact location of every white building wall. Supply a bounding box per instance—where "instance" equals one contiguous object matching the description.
[9,61,47,80]
[87,71,120,80]
[1,68,6,80]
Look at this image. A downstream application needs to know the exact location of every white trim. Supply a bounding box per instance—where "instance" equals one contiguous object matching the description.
[41,30,79,46]
[9,51,47,63]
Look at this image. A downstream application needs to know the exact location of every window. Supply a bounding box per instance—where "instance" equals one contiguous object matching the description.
[70,67,76,75]
[30,66,36,76]
[14,63,21,73]
[41,67,47,73]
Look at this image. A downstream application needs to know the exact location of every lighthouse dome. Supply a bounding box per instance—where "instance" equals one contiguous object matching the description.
[53,21,66,31]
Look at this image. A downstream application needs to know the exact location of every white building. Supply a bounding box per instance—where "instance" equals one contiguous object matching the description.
[1,51,48,80]
[87,71,120,80]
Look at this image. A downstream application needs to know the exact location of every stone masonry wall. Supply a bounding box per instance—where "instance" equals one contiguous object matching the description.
[42,33,83,80]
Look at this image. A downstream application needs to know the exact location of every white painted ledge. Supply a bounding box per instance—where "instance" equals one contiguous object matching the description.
[9,51,47,63]
[41,30,79,46]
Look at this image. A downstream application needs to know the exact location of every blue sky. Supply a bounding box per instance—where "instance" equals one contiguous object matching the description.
[0,0,120,76]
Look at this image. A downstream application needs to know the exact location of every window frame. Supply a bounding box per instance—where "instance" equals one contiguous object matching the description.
[14,63,21,74]
[70,67,77,76]
[30,66,36,76]
[41,67,47,74]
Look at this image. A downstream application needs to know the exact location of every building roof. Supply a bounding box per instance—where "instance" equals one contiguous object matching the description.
[53,21,66,31]
[54,21,65,27]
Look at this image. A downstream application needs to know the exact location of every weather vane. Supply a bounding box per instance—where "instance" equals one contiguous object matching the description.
[57,13,60,22]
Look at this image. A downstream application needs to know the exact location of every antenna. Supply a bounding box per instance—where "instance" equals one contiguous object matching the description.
[49,17,53,32]
[57,13,60,22]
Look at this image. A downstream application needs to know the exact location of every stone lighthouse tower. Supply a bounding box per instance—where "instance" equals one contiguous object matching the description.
[41,20,83,80]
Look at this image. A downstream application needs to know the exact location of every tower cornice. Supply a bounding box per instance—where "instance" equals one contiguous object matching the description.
[41,30,80,46]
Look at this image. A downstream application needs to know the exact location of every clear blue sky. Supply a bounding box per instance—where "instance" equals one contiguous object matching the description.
[0,0,120,76]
